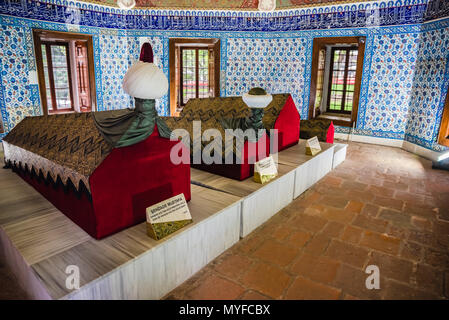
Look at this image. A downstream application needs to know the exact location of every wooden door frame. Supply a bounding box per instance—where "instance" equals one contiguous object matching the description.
[33,29,97,115]
[169,38,220,116]
[309,36,366,127]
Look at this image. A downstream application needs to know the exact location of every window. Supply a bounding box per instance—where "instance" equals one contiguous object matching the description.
[327,47,358,114]
[309,37,365,127]
[41,42,74,112]
[313,49,326,113]
[438,90,449,147]
[169,39,220,115]
[33,30,96,115]
[180,48,211,105]
[74,41,92,112]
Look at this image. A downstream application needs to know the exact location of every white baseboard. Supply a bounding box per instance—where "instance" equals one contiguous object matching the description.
[401,140,440,162]
[334,133,440,161]
[334,133,403,148]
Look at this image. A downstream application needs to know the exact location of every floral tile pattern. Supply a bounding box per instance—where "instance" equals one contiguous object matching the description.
[0,0,442,31]
[405,26,449,149]
[0,25,35,131]
[0,1,448,152]
[363,33,420,134]
[100,32,133,111]
[225,37,307,113]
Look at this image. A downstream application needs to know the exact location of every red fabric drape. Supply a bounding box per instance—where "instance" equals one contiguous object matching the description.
[11,131,191,239]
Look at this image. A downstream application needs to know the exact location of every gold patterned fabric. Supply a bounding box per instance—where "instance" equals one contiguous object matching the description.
[300,119,332,142]
[164,94,289,160]
[163,116,237,160]
[3,113,112,193]
[180,94,289,130]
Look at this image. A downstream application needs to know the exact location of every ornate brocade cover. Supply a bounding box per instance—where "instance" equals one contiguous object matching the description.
[164,94,290,159]
[299,119,332,142]
[163,116,237,160]
[2,113,112,193]
[180,93,289,130]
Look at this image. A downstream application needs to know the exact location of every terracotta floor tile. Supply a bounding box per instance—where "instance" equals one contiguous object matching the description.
[290,213,328,232]
[319,195,349,209]
[341,225,364,244]
[378,208,412,228]
[360,231,401,255]
[333,264,383,299]
[367,251,413,283]
[284,276,341,300]
[423,248,449,270]
[286,230,312,248]
[240,290,271,300]
[4,141,449,300]
[372,196,404,211]
[413,264,445,296]
[346,200,365,213]
[400,241,424,262]
[325,239,370,268]
[360,203,381,217]
[187,274,245,300]
[304,234,332,255]
[368,185,396,198]
[252,240,298,267]
[214,254,254,280]
[320,207,357,224]
[290,252,341,283]
[322,176,343,187]
[384,280,440,300]
[352,214,389,233]
[237,235,265,254]
[341,180,369,192]
[241,262,292,299]
[321,221,345,238]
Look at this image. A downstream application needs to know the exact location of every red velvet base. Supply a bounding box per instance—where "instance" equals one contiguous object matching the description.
[192,132,270,181]
[192,95,300,181]
[89,135,191,239]
[13,167,98,237]
[326,121,335,144]
[10,134,191,239]
[274,95,300,151]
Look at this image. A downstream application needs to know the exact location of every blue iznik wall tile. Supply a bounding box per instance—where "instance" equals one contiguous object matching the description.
[363,33,420,134]
[0,0,448,151]
[405,25,449,150]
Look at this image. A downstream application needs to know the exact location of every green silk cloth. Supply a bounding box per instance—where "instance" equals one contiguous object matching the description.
[93,98,171,148]
[220,108,265,143]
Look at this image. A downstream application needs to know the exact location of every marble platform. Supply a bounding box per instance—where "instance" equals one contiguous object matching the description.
[191,140,335,237]
[332,143,348,169]
[276,141,335,199]
[0,139,338,299]
[0,163,241,299]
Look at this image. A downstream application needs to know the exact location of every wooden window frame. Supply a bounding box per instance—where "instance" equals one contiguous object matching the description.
[33,29,97,115]
[309,36,366,127]
[438,90,449,147]
[313,48,326,112]
[74,41,92,112]
[179,47,212,106]
[40,41,75,113]
[169,38,220,116]
[326,46,358,115]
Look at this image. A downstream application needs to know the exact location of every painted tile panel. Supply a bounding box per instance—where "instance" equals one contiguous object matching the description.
[364,33,420,134]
